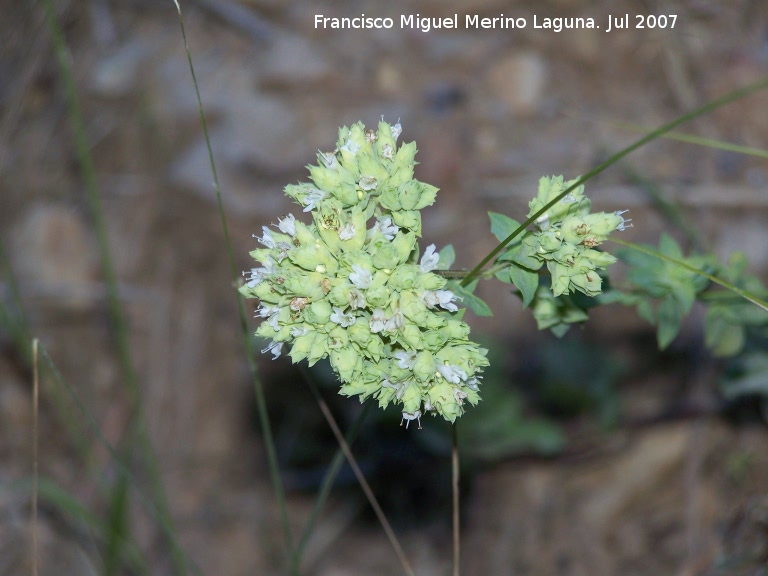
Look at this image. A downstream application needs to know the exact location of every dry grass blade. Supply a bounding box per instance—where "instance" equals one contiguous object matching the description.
[32,338,39,576]
[303,370,416,576]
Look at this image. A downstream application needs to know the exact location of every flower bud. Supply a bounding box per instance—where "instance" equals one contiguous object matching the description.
[412,351,435,382]
[390,210,422,235]
[305,300,332,325]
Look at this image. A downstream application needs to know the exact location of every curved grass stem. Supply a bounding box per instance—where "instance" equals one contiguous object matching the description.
[171,2,295,568]
[302,368,416,576]
[461,76,768,288]
[609,237,768,312]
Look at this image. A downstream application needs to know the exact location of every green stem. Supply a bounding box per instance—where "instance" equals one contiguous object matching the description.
[461,76,768,288]
[451,423,460,576]
[39,347,204,575]
[171,3,294,565]
[41,1,187,573]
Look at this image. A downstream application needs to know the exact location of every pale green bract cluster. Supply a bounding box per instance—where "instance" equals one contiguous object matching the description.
[239,120,488,426]
[528,175,631,297]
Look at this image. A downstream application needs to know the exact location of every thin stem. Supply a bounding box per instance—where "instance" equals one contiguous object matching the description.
[32,339,39,576]
[41,1,185,572]
[172,1,294,565]
[293,402,372,574]
[38,347,204,576]
[451,423,460,576]
[302,370,416,576]
[461,76,768,288]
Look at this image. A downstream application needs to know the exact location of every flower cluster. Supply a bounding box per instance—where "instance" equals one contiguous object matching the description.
[527,175,631,297]
[240,120,488,425]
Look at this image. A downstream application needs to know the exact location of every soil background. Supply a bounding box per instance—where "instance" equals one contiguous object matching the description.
[1,1,768,575]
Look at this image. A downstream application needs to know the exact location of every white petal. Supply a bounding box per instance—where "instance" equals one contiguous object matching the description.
[349,265,372,289]
[419,244,440,273]
[277,214,296,236]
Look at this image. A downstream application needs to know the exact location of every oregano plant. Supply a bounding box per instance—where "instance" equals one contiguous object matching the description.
[240,120,640,425]
[241,119,768,431]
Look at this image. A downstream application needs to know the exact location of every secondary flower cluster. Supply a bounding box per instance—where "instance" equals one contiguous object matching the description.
[240,120,488,425]
[527,175,631,297]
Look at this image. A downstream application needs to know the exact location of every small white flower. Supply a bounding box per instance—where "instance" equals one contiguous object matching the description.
[369,308,387,333]
[421,290,458,312]
[382,378,400,391]
[384,308,405,332]
[391,120,402,141]
[340,138,360,155]
[303,188,326,212]
[401,410,421,429]
[261,341,283,360]
[536,214,550,231]
[348,288,366,309]
[349,265,372,289]
[243,257,275,288]
[394,350,416,369]
[465,377,481,392]
[277,214,296,236]
[382,378,407,399]
[367,217,399,241]
[437,363,467,384]
[291,326,309,337]
[275,241,292,262]
[330,307,356,327]
[615,209,633,231]
[419,244,440,273]
[254,226,276,248]
[338,223,356,240]
[318,150,338,169]
[381,143,394,160]
[378,217,399,241]
[359,176,377,191]
[257,305,281,331]
[453,388,468,406]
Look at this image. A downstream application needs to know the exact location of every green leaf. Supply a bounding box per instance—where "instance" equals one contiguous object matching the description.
[509,264,539,307]
[721,353,768,399]
[704,310,745,357]
[497,236,541,270]
[458,382,565,460]
[669,280,698,313]
[636,298,655,324]
[437,244,455,269]
[488,211,522,242]
[659,233,683,259]
[657,296,682,349]
[449,279,493,317]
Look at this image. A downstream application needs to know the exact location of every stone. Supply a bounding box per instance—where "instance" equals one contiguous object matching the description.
[258,34,333,89]
[168,96,311,216]
[10,204,98,310]
[486,51,548,116]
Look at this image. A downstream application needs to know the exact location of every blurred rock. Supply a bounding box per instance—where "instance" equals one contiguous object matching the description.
[91,39,152,98]
[0,523,98,576]
[486,51,547,116]
[168,96,311,215]
[0,380,29,455]
[10,204,98,310]
[258,34,334,89]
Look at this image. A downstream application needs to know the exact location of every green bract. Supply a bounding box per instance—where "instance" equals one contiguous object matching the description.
[526,176,628,298]
[240,120,488,425]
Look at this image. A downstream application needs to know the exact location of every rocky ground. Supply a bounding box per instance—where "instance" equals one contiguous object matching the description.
[1,0,768,574]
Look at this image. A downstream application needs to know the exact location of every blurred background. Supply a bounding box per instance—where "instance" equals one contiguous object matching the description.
[2,0,768,574]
